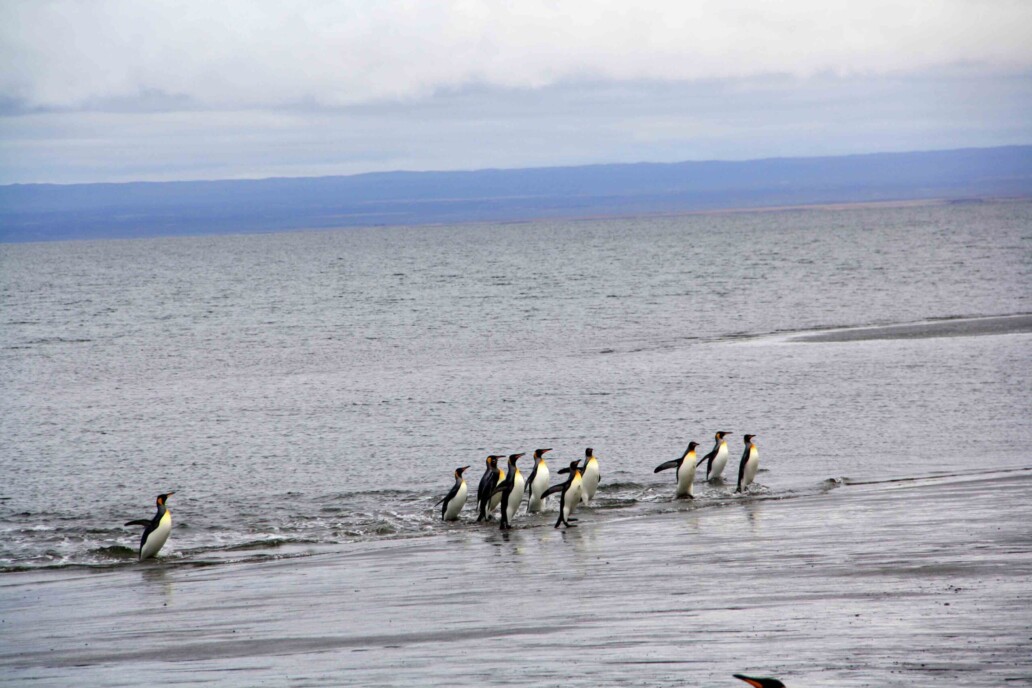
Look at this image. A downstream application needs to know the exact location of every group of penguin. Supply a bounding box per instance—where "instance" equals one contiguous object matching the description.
[436,432,761,529]
[123,433,760,562]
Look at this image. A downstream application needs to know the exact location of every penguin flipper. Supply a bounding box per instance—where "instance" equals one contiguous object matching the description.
[654,459,680,473]
[541,484,564,498]
[124,519,151,527]
[556,467,570,475]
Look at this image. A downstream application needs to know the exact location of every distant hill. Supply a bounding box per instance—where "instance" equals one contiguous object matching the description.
[1,146,1030,242]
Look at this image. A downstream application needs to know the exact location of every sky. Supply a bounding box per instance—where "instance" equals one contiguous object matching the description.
[1,0,1030,184]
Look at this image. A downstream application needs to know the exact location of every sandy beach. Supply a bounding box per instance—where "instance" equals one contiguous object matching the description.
[3,469,1029,687]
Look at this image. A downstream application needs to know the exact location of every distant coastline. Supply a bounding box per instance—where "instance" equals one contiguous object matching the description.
[2,145,1030,242]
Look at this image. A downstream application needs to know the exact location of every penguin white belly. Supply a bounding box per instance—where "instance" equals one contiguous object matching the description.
[709,444,728,481]
[676,460,696,497]
[580,461,599,504]
[444,482,467,521]
[506,473,525,521]
[528,465,550,512]
[141,510,172,560]
[566,476,584,518]
[743,450,759,488]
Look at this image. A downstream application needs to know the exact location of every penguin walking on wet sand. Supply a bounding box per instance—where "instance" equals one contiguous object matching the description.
[493,453,525,530]
[654,442,700,498]
[487,463,507,519]
[124,492,175,561]
[697,431,731,482]
[435,466,470,521]
[733,674,785,688]
[476,455,502,521]
[525,448,552,513]
[543,460,584,528]
[736,434,760,493]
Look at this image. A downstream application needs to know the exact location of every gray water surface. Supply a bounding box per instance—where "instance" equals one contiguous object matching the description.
[1,201,1031,685]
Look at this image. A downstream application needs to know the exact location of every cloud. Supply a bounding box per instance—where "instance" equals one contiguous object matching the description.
[2,0,1031,111]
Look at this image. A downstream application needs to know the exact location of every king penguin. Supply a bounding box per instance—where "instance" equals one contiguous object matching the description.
[435,466,470,521]
[488,464,506,519]
[733,674,786,688]
[124,492,175,561]
[736,434,760,493]
[476,455,502,521]
[654,442,700,498]
[543,460,584,528]
[697,431,731,482]
[493,453,525,530]
[578,447,600,504]
[525,448,552,513]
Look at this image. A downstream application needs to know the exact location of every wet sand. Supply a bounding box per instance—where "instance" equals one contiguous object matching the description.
[790,314,1032,343]
[2,470,1030,687]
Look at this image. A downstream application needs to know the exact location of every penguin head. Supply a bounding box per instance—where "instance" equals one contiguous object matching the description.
[508,453,524,465]
[487,455,502,467]
[534,448,552,460]
[717,431,730,440]
[733,675,785,688]
[455,466,470,478]
[743,434,756,444]
[567,460,581,473]
[155,492,175,506]
[585,447,593,457]
[687,441,700,452]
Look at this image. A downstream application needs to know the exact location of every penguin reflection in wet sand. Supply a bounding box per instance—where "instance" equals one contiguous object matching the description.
[525,448,552,513]
[733,674,785,688]
[435,466,469,521]
[654,442,699,498]
[476,455,502,521]
[543,460,584,528]
[697,431,731,482]
[493,453,525,530]
[124,492,175,561]
[736,434,760,493]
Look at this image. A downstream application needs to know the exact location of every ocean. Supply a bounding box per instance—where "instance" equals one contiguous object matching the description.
[1,200,1030,686]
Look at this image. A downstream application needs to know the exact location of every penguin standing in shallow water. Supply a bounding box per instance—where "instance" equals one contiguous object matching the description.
[525,448,552,513]
[736,434,760,493]
[543,460,583,528]
[654,442,700,498]
[697,431,731,482]
[476,455,502,521]
[493,453,525,530]
[488,464,506,518]
[578,448,600,504]
[124,492,175,561]
[557,447,601,504]
[436,466,469,521]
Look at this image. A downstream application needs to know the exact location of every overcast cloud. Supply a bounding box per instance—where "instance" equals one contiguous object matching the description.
[1,1,1030,183]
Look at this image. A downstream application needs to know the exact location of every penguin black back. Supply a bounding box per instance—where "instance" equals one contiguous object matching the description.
[493,453,523,530]
[477,455,501,521]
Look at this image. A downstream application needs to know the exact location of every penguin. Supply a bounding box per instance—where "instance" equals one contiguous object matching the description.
[654,442,700,498]
[557,447,601,505]
[492,453,525,530]
[733,674,785,688]
[736,434,760,493]
[579,447,600,504]
[476,455,502,521]
[543,460,584,528]
[435,466,470,521]
[525,448,552,513]
[697,431,731,482]
[124,492,175,561]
